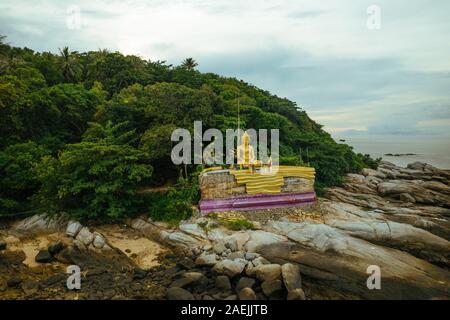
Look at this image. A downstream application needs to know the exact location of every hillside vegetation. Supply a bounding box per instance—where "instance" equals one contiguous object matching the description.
[0,36,378,222]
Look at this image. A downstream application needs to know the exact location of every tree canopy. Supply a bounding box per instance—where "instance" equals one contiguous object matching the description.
[0,35,379,221]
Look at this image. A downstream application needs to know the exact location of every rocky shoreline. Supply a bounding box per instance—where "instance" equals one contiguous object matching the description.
[1,161,449,300]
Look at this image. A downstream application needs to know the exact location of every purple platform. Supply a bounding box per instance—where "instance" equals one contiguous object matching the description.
[199,192,317,214]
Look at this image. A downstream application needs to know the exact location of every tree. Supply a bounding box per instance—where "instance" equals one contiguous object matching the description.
[17,83,103,150]
[35,122,153,221]
[181,57,198,70]
[58,46,81,82]
[0,141,48,216]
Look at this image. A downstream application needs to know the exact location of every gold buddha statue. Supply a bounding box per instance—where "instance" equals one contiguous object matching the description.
[237,131,260,171]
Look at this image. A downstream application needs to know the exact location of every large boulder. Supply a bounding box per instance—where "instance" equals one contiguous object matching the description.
[281,263,302,291]
[238,287,257,300]
[35,250,52,263]
[215,275,231,291]
[76,227,95,246]
[213,259,247,278]
[260,220,450,299]
[179,223,208,239]
[66,221,82,237]
[252,256,271,267]
[166,287,195,300]
[195,252,218,266]
[261,280,283,299]
[287,288,306,300]
[47,241,64,255]
[245,230,288,253]
[236,277,255,293]
[255,264,281,282]
[14,214,66,235]
[170,272,208,290]
[92,233,106,249]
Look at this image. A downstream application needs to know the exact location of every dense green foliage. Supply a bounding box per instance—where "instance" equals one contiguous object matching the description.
[0,35,378,221]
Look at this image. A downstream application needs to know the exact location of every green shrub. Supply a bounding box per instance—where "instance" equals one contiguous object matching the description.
[219,218,255,231]
[34,123,153,221]
[148,178,198,225]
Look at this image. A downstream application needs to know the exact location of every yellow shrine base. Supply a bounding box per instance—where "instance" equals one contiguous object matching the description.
[230,166,315,194]
[198,166,316,213]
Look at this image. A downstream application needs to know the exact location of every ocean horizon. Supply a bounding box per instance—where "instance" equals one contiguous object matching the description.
[334,134,450,170]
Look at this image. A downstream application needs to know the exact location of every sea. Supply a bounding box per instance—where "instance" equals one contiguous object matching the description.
[333,135,450,170]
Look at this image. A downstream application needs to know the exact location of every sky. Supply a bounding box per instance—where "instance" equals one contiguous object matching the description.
[1,0,449,142]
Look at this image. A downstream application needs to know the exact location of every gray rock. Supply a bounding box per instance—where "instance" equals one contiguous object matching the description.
[224,294,238,300]
[177,257,195,270]
[238,287,257,300]
[213,241,227,255]
[92,233,106,249]
[215,275,231,290]
[236,277,255,293]
[224,237,238,252]
[35,250,52,263]
[255,264,281,282]
[203,244,212,251]
[407,161,426,170]
[66,221,82,237]
[195,252,218,266]
[14,214,66,235]
[400,193,416,203]
[245,230,288,252]
[287,288,306,300]
[245,262,256,277]
[227,251,245,260]
[166,231,206,249]
[133,268,147,280]
[170,272,208,290]
[362,168,378,177]
[252,256,271,267]
[262,220,450,300]
[179,223,208,239]
[166,287,195,300]
[281,263,302,291]
[213,259,246,278]
[261,280,283,299]
[76,227,95,246]
[245,252,260,260]
[47,240,64,255]
[203,295,214,300]
[72,239,87,251]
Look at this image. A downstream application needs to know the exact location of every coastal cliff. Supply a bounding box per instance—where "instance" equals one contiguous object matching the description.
[1,161,449,300]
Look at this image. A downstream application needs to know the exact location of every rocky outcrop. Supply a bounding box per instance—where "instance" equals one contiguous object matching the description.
[325,161,450,241]
[128,161,450,300]
[6,161,447,300]
[13,214,67,235]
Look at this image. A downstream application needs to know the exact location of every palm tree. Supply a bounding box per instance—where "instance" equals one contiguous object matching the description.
[181,57,198,70]
[58,46,81,82]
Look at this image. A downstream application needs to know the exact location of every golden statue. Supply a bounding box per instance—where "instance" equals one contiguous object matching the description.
[237,131,260,171]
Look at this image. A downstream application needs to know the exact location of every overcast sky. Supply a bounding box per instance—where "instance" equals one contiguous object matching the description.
[1,0,449,140]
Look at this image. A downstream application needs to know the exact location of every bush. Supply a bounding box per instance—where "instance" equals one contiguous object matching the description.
[34,123,153,221]
[219,218,255,231]
[0,141,48,216]
[147,178,199,225]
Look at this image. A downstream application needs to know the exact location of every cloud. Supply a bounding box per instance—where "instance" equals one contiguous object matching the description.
[0,0,449,141]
